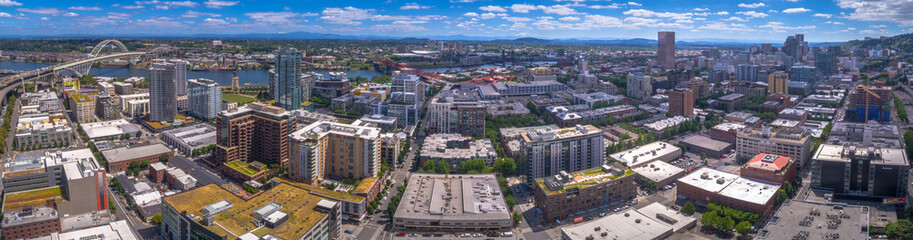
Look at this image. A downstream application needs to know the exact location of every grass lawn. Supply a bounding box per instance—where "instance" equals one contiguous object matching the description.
[226,161,263,176]
[222,94,257,105]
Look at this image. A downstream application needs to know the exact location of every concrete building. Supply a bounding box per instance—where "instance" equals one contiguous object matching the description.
[491,80,567,96]
[756,200,869,240]
[736,64,759,82]
[32,220,137,240]
[676,167,780,217]
[112,82,133,95]
[149,62,178,122]
[548,104,638,127]
[188,78,222,120]
[560,202,695,240]
[485,102,530,117]
[790,65,818,83]
[826,122,902,149]
[101,144,175,172]
[214,102,296,166]
[386,73,425,127]
[534,166,636,222]
[608,141,682,168]
[680,135,732,158]
[741,153,797,184]
[117,93,149,116]
[668,88,693,116]
[288,121,381,184]
[736,127,813,166]
[2,206,61,240]
[380,132,406,167]
[626,73,653,100]
[161,183,341,240]
[21,91,61,114]
[393,174,512,231]
[161,124,216,156]
[811,144,909,197]
[79,119,140,141]
[15,113,72,150]
[1,149,102,193]
[69,92,97,123]
[97,82,115,96]
[768,71,789,94]
[95,93,119,121]
[572,92,625,108]
[427,89,485,138]
[273,48,303,110]
[632,160,686,189]
[709,122,746,143]
[419,133,496,170]
[521,125,605,183]
[715,93,746,112]
[657,31,675,68]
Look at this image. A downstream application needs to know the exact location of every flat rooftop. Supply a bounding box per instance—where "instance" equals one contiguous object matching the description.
[520,125,602,143]
[757,200,869,240]
[291,121,381,142]
[162,183,336,240]
[562,202,695,240]
[37,220,138,240]
[420,134,496,161]
[631,160,686,183]
[536,167,634,196]
[394,173,511,223]
[812,144,908,166]
[499,124,558,139]
[101,143,172,163]
[608,141,680,167]
[163,124,217,149]
[678,168,780,205]
[712,122,746,132]
[80,119,139,139]
[680,135,731,151]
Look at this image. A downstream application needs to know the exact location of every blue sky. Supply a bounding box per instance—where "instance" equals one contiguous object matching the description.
[0,0,910,42]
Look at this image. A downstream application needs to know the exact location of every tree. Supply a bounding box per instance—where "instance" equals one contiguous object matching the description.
[494,158,517,174]
[702,211,719,229]
[457,159,490,174]
[736,221,753,235]
[151,214,162,224]
[719,216,735,232]
[681,202,695,215]
[435,160,451,174]
[886,220,913,239]
[422,160,436,173]
[159,153,170,163]
[512,211,523,224]
[776,189,788,205]
[906,205,913,220]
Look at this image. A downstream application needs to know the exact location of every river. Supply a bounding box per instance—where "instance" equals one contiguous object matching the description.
[0,61,385,86]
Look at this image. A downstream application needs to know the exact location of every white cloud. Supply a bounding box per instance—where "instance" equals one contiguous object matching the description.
[63,12,78,17]
[837,0,913,26]
[698,22,753,31]
[588,4,623,9]
[627,2,642,7]
[201,18,230,25]
[479,12,496,19]
[374,21,427,32]
[693,8,709,11]
[320,7,373,25]
[738,3,765,8]
[510,4,537,13]
[0,12,10,18]
[870,24,887,28]
[479,5,507,12]
[463,12,478,17]
[538,5,579,15]
[69,6,103,11]
[813,13,832,18]
[401,3,431,10]
[860,29,889,35]
[248,11,311,24]
[716,11,729,15]
[623,9,691,20]
[16,8,67,16]
[40,17,48,20]
[725,16,748,22]
[503,16,533,22]
[736,11,768,18]
[182,10,221,18]
[559,16,580,21]
[786,0,799,2]
[0,0,22,7]
[759,21,816,32]
[825,21,844,25]
[203,0,239,9]
[134,1,199,10]
[781,8,811,13]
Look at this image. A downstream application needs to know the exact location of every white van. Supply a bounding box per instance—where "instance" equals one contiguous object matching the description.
[501,232,514,237]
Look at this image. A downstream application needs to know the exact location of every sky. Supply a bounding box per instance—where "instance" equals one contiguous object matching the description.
[0,0,910,42]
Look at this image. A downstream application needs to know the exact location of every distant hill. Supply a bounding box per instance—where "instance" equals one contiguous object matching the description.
[845,33,913,52]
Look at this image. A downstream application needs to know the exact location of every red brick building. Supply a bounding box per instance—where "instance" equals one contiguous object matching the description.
[676,168,779,217]
[101,144,175,172]
[533,167,636,222]
[352,177,383,203]
[149,162,167,183]
[709,123,746,143]
[741,153,797,184]
[1,206,61,240]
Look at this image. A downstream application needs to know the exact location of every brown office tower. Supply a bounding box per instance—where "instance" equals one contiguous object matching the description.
[214,102,296,166]
[657,31,675,69]
[669,88,694,116]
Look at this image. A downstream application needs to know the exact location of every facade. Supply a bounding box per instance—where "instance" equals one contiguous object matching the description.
[657,31,675,68]
[1,149,101,193]
[150,62,178,122]
[736,127,813,166]
[736,64,759,82]
[419,133,497,170]
[676,167,780,217]
[715,93,746,112]
[427,89,485,137]
[95,93,119,121]
[521,125,605,183]
[69,92,96,123]
[188,78,222,120]
[301,73,315,104]
[214,102,296,166]
[741,153,797,184]
[709,122,746,143]
[768,71,789,94]
[288,121,381,184]
[534,166,636,222]
[393,174,512,232]
[491,80,567,96]
[548,105,638,127]
[113,82,133,95]
[626,73,653,100]
[101,144,175,172]
[21,91,61,114]
[160,183,341,240]
[810,144,909,197]
[387,73,425,127]
[790,65,818,83]
[273,48,303,110]
[15,113,72,150]
[668,88,694,116]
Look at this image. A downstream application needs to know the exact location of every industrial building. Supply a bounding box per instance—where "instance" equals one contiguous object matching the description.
[392,174,513,231]
[79,119,141,141]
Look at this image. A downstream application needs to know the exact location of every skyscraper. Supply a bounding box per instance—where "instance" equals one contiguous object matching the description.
[188,78,222,120]
[387,73,425,127]
[736,64,759,82]
[289,121,382,184]
[768,71,789,94]
[273,48,302,110]
[815,46,839,76]
[783,34,807,63]
[172,60,187,96]
[626,73,653,100]
[669,88,694,117]
[214,102,296,166]
[657,31,675,68]
[150,62,177,122]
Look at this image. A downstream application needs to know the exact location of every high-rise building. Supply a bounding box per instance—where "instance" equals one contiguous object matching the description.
[736,127,813,166]
[789,65,818,83]
[150,62,178,122]
[427,89,485,138]
[811,144,909,197]
[669,88,694,116]
[626,73,653,100]
[736,64,759,82]
[761,44,772,54]
[188,78,222,120]
[845,84,892,123]
[767,71,788,94]
[172,60,187,96]
[273,48,303,110]
[520,125,605,183]
[657,31,675,68]
[814,46,839,76]
[301,73,315,103]
[782,34,807,63]
[387,73,425,127]
[214,102,296,166]
[289,121,382,184]
[231,71,240,90]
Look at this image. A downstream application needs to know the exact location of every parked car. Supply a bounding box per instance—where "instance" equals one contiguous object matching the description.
[501,232,514,237]
[344,230,354,234]
[397,233,406,236]
[460,233,471,237]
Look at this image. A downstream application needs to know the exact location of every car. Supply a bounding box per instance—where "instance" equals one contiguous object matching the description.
[396,233,406,236]
[472,233,484,237]
[487,233,499,237]
[460,233,471,237]
[433,234,444,237]
[344,230,354,234]
[599,212,606,216]
[422,234,432,237]
[501,232,514,237]
[670,205,680,210]
[407,233,418,237]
